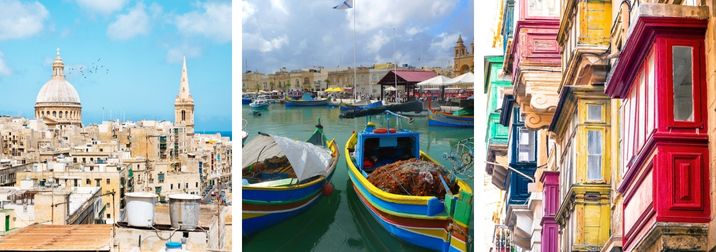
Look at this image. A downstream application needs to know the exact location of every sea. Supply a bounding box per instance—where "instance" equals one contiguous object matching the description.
[242,103,474,251]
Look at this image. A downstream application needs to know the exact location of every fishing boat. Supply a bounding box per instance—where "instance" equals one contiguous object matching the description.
[339,100,383,112]
[242,121,339,236]
[427,98,473,128]
[285,93,329,107]
[249,98,270,110]
[344,112,472,252]
[339,100,423,118]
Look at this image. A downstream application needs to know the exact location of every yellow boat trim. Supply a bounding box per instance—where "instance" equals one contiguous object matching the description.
[242,212,268,219]
[243,139,338,191]
[345,133,434,205]
[450,235,468,252]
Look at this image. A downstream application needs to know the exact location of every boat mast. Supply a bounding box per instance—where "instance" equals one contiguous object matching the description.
[393,27,398,103]
[352,0,357,101]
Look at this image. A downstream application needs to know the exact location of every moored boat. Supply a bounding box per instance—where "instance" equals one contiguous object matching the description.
[344,113,472,251]
[339,100,423,118]
[427,98,474,127]
[339,100,383,112]
[242,122,339,236]
[285,93,329,107]
[249,98,270,110]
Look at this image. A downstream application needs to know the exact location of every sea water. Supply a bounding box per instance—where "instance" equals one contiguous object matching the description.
[242,103,473,251]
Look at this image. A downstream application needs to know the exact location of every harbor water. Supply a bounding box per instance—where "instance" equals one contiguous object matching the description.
[242,103,474,251]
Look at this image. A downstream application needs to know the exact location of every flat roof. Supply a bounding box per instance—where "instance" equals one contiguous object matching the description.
[0,224,112,251]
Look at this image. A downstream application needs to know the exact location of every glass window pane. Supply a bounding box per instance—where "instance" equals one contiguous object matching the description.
[587,104,602,122]
[648,55,655,133]
[673,46,694,122]
[587,130,603,180]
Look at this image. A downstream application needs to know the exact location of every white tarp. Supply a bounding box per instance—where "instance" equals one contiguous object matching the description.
[242,134,332,182]
[446,72,475,85]
[417,75,453,87]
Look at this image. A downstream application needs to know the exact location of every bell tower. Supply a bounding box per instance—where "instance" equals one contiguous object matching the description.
[174,57,195,135]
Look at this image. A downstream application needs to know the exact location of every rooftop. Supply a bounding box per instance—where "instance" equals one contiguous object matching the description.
[0,224,112,251]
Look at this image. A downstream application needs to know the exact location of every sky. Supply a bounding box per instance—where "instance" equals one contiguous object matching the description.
[241,0,474,73]
[0,0,232,131]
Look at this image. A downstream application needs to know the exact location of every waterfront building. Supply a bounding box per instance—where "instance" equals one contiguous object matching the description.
[604,2,712,251]
[242,71,265,92]
[34,49,82,127]
[175,57,195,136]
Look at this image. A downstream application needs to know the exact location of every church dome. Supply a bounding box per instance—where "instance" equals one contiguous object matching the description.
[35,48,81,104]
[36,78,81,104]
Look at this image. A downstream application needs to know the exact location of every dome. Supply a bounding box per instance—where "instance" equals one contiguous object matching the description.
[35,78,81,104]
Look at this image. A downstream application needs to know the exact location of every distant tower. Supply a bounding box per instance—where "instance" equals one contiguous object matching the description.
[453,35,474,75]
[35,48,82,127]
[454,35,467,57]
[174,57,195,135]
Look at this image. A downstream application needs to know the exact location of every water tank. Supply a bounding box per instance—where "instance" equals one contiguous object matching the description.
[168,194,201,230]
[125,192,157,227]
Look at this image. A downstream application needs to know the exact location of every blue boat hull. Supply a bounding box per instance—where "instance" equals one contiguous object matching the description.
[284,100,328,107]
[428,113,473,127]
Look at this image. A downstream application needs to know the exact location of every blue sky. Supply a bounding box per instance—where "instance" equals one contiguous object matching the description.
[0,0,231,131]
[242,0,473,73]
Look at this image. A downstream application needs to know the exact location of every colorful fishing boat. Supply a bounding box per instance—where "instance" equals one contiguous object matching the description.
[339,100,383,112]
[427,98,473,128]
[285,93,329,107]
[344,112,472,252]
[427,111,473,127]
[242,122,339,236]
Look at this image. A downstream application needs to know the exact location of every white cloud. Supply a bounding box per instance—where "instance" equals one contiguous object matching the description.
[406,27,422,36]
[0,52,11,76]
[367,31,389,53]
[0,0,49,40]
[242,1,256,23]
[176,1,231,43]
[244,33,288,53]
[345,0,457,33]
[430,33,460,51]
[269,0,288,15]
[75,0,127,15]
[166,44,202,63]
[107,3,150,40]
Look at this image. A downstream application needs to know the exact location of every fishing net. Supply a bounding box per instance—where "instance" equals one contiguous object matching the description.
[367,159,457,198]
[242,156,296,182]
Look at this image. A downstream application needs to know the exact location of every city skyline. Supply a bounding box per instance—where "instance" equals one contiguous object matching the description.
[0,0,231,131]
[242,0,473,73]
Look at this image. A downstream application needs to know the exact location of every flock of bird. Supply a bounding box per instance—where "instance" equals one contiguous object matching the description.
[66,58,109,79]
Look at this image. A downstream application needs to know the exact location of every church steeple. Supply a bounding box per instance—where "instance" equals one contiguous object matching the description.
[175,56,195,135]
[454,34,467,57]
[178,56,192,100]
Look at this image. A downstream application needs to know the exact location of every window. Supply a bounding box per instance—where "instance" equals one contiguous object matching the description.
[170,184,173,190]
[86,179,90,185]
[178,183,181,189]
[185,183,188,189]
[587,130,603,180]
[106,178,110,184]
[74,179,78,187]
[181,110,186,121]
[196,182,198,188]
[518,128,536,162]
[587,104,602,122]
[672,46,694,122]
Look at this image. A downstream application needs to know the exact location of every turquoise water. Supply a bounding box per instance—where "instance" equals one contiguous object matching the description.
[242,104,473,251]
